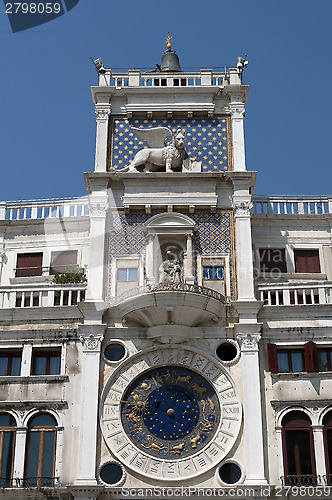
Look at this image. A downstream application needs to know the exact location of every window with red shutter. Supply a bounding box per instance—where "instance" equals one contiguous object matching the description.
[50,250,78,275]
[294,250,321,273]
[282,411,316,485]
[16,253,43,277]
[304,341,318,372]
[259,249,287,273]
[267,343,278,373]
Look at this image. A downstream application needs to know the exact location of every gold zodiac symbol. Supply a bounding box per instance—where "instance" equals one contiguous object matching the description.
[207,396,215,411]
[154,373,163,385]
[140,380,151,391]
[164,370,172,383]
[202,397,215,413]
[143,435,166,453]
[191,383,207,396]
[127,411,142,430]
[190,432,201,448]
[200,416,213,433]
[175,375,191,384]
[171,441,186,455]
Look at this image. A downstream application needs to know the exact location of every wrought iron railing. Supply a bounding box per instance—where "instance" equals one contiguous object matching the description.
[280,474,321,486]
[0,476,59,488]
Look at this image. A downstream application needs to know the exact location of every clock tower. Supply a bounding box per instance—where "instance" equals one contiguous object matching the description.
[77,38,265,493]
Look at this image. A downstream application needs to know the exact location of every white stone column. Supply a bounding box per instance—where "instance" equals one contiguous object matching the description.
[146,233,156,285]
[232,198,255,300]
[75,325,105,485]
[230,102,246,172]
[87,184,109,302]
[237,331,266,485]
[13,427,27,485]
[275,426,284,484]
[186,233,194,283]
[312,425,326,480]
[94,104,111,172]
[21,344,32,376]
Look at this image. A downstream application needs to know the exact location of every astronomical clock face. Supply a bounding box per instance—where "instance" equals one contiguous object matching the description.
[100,347,242,480]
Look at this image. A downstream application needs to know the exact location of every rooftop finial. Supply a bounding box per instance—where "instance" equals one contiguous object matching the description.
[166,32,172,50]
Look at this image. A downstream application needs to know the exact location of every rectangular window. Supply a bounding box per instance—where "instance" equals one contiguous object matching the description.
[50,250,78,275]
[31,349,61,376]
[318,349,332,372]
[117,268,138,282]
[203,267,224,280]
[259,248,287,273]
[294,249,321,273]
[277,350,304,373]
[0,350,22,376]
[16,253,43,277]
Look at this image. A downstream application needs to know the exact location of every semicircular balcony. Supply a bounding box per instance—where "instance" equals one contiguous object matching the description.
[111,283,226,327]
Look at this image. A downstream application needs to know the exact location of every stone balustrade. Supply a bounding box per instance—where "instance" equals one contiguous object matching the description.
[97,68,237,88]
[0,284,86,308]
[252,196,332,216]
[0,197,89,221]
[258,282,332,306]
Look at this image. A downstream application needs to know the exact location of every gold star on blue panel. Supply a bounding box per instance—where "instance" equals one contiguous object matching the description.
[110,118,231,172]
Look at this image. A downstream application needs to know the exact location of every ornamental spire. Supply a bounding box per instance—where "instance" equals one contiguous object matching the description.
[166,32,172,50]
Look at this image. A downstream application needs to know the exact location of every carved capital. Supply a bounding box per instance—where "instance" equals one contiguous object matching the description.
[80,334,103,352]
[231,198,253,217]
[95,107,111,121]
[88,203,109,217]
[237,333,261,352]
[229,103,245,119]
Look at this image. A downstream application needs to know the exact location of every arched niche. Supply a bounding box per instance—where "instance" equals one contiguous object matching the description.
[144,213,196,285]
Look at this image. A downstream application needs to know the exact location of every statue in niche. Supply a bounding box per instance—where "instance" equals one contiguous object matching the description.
[112,126,201,173]
[159,250,183,283]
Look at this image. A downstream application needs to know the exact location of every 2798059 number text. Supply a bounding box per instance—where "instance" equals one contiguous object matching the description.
[5,3,61,14]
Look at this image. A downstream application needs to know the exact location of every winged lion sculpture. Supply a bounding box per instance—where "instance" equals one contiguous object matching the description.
[112,127,186,173]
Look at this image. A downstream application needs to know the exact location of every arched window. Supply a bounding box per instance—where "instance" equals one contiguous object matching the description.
[0,414,16,487]
[24,414,57,487]
[323,411,332,485]
[282,411,316,486]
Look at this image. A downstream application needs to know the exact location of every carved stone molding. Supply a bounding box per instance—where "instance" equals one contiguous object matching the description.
[231,199,253,217]
[95,107,111,121]
[229,103,245,119]
[80,334,103,352]
[237,333,261,352]
[88,203,109,217]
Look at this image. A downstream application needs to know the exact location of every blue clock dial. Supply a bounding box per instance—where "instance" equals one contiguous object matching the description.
[121,366,220,459]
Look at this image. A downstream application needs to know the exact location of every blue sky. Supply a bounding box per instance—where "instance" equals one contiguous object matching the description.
[0,0,331,201]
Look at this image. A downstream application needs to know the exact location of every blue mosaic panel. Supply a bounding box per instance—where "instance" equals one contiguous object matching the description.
[190,212,235,297]
[109,212,236,298]
[110,118,232,173]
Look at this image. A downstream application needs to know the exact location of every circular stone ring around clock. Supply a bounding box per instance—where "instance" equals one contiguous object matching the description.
[100,346,242,481]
